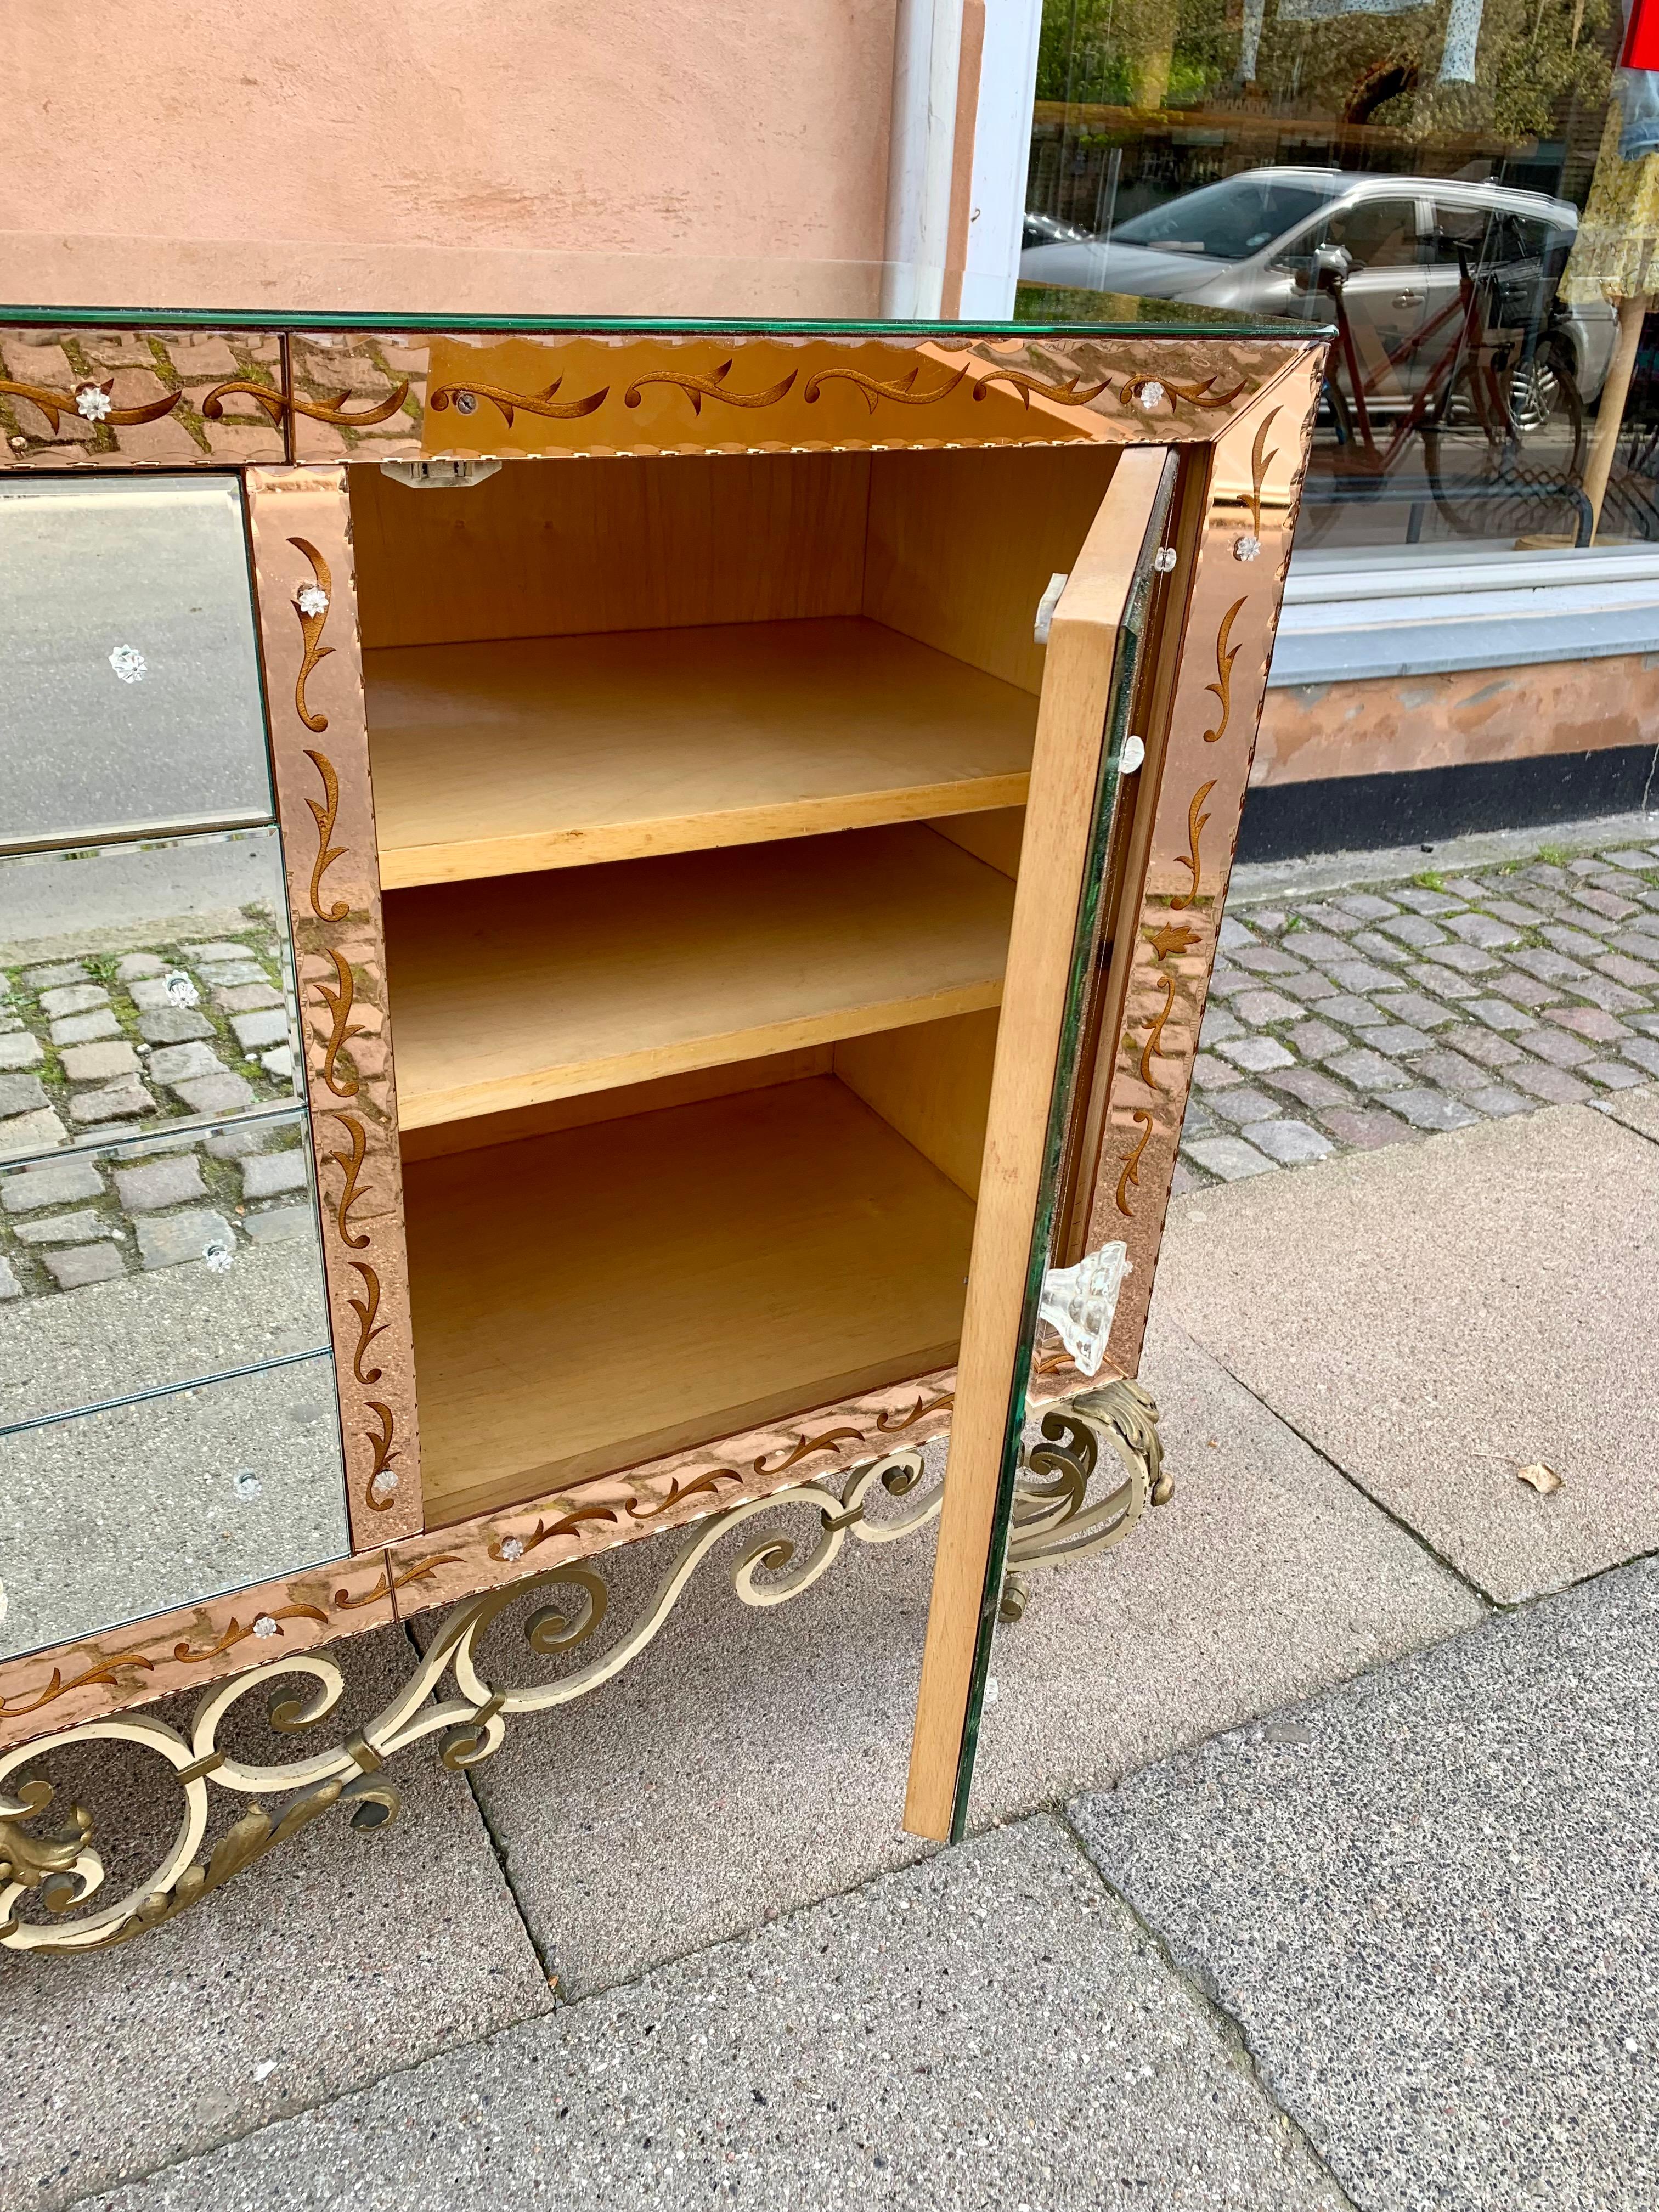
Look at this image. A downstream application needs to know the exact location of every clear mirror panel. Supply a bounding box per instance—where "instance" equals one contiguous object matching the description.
[0,829,300,1163]
[0,473,272,850]
[0,1354,348,1662]
[0,1108,329,1429]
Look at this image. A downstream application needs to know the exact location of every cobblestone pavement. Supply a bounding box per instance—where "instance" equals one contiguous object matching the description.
[0,922,308,1303]
[1180,834,1659,1189]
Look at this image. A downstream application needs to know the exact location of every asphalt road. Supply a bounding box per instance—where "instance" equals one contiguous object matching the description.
[1,472,273,848]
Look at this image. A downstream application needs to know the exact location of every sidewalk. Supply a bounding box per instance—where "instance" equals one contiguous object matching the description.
[54,1560,1659,2212]
[7,816,1657,2212]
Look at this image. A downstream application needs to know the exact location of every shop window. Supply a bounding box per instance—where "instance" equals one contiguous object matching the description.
[1022,0,1657,554]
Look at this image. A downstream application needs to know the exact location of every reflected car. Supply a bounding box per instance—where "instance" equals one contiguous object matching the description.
[1022,210,1096,251]
[1020,167,1616,404]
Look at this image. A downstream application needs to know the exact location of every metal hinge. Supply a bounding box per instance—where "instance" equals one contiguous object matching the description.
[1033,571,1069,644]
[380,458,503,491]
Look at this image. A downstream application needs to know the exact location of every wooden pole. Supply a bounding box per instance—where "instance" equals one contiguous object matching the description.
[1583,292,1650,540]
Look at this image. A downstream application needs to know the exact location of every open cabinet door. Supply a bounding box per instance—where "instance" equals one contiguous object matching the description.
[904,444,1177,1843]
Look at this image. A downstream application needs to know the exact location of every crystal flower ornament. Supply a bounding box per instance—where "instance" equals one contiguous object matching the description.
[1038,1242,1133,1376]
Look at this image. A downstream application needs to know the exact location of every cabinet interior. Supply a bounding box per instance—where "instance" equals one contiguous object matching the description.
[347,443,1119,1528]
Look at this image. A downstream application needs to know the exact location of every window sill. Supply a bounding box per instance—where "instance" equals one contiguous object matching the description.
[1271,543,1659,687]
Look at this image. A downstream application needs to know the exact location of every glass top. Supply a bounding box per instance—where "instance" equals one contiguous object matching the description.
[0,236,1321,339]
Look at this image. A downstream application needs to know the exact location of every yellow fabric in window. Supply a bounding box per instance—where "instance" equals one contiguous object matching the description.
[1563,94,1659,304]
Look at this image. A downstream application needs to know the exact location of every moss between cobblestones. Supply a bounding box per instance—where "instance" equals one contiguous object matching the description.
[0,331,294,460]
[55,335,118,457]
[139,334,213,455]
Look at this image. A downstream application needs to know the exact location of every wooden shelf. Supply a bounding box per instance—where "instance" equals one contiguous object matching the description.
[383,822,1013,1131]
[364,617,1036,887]
[407,1075,975,1527]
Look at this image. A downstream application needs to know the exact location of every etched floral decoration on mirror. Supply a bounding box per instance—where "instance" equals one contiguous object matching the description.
[244,467,423,1545]
[410,334,1280,458]
[382,1370,962,1620]
[0,1549,397,1758]
[341,331,1295,461]
[0,328,1299,475]
[1090,358,1326,1378]
[0,333,289,467]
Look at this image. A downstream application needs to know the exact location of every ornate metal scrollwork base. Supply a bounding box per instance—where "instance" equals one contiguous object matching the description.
[999,1380,1170,1624]
[1,1386,1169,1955]
[0,1452,942,1956]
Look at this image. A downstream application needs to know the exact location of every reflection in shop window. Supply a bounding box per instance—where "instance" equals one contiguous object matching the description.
[1022,0,1659,549]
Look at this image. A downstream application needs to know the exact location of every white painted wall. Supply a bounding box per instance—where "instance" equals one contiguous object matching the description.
[882,0,1045,320]
[881,0,966,317]
[960,0,1046,319]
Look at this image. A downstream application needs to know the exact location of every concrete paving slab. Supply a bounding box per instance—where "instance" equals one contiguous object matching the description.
[449,1313,1479,2001]
[67,1815,1349,2212]
[1070,1558,1659,2212]
[0,1626,552,2212]
[1596,1080,1659,1144]
[973,1319,1485,1822]
[448,1500,938,2002]
[1158,1104,1659,1603]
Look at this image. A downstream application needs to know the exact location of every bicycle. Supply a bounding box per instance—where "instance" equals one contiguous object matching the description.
[1306,235,1588,541]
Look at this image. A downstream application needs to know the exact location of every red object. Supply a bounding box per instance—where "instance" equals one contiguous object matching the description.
[1623,0,1659,70]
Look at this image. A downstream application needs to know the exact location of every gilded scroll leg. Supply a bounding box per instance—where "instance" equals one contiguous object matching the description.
[998,1571,1031,1626]
[998,1379,1172,1623]
[1,1453,942,1958]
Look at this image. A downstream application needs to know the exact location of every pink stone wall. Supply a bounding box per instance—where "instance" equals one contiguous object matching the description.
[8,2,897,314]
[1255,655,1659,786]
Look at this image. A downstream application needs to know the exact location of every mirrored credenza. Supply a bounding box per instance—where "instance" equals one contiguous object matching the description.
[0,309,1322,1950]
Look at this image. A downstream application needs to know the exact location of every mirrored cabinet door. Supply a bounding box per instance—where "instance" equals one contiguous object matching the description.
[0,830,300,1161]
[0,469,362,1667]
[0,474,273,849]
[0,1356,349,1663]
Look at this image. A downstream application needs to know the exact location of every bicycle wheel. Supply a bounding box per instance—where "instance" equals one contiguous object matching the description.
[1423,343,1587,540]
